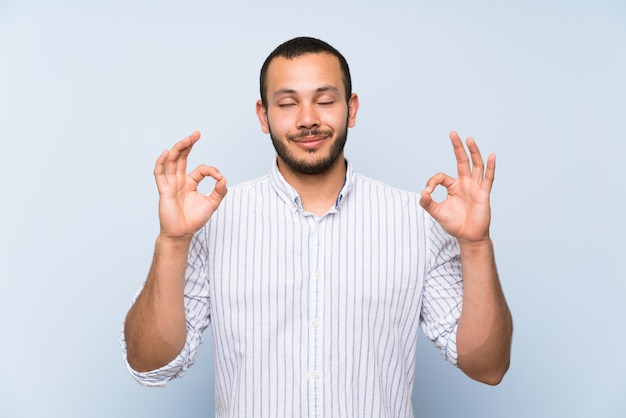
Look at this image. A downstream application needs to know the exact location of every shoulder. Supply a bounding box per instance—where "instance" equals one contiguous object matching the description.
[205,174,270,220]
[348,171,446,231]
[351,171,422,203]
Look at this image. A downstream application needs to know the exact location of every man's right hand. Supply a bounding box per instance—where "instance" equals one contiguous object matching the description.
[154,131,227,240]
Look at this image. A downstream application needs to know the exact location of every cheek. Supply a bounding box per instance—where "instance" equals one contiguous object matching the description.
[267,112,294,134]
[328,110,350,128]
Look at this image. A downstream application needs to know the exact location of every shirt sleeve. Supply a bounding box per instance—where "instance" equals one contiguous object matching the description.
[419,215,463,366]
[119,227,212,386]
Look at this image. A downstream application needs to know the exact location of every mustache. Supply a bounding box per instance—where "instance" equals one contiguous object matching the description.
[287,129,333,141]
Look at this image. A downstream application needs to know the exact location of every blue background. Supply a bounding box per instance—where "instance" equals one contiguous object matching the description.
[1,0,624,416]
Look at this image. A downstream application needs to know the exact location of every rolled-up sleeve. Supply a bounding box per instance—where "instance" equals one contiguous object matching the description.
[419,215,463,366]
[119,227,212,386]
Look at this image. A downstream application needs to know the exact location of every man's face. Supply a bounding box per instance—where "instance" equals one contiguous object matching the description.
[256,53,359,175]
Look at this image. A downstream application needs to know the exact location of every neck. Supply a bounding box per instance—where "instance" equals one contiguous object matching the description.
[277,156,347,217]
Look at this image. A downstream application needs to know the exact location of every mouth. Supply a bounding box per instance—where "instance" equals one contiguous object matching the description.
[295,140,324,150]
[293,136,325,150]
[289,130,331,150]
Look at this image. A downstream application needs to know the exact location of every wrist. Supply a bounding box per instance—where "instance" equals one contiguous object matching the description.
[458,237,493,255]
[156,233,193,250]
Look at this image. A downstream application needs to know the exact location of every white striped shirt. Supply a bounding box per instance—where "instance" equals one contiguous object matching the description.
[122,160,463,417]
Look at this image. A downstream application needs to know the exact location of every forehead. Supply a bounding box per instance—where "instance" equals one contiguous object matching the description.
[265,52,344,96]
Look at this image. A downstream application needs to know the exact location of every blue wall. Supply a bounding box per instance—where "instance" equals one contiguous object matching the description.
[1,1,624,416]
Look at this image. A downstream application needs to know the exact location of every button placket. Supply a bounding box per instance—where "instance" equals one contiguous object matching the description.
[307,219,325,416]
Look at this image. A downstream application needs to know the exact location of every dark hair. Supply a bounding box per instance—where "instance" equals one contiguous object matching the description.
[259,36,352,107]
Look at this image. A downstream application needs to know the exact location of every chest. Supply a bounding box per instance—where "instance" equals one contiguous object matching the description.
[205,203,427,331]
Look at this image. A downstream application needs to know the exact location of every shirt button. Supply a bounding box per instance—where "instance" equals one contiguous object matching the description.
[316,223,322,231]
[312,371,321,379]
[311,319,320,328]
[315,271,322,279]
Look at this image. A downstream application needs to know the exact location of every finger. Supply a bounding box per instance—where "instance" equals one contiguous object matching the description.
[423,172,455,194]
[465,137,485,183]
[154,149,170,187]
[188,164,224,186]
[175,131,201,175]
[482,153,496,192]
[450,131,471,178]
[189,165,228,208]
[419,189,439,217]
[165,131,201,177]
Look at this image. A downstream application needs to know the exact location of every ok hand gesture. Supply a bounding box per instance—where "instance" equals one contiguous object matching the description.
[154,131,227,240]
[419,131,495,244]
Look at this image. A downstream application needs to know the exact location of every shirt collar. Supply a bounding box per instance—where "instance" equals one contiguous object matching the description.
[268,158,355,213]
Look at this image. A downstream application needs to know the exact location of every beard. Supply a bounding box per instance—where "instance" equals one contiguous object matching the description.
[269,123,348,175]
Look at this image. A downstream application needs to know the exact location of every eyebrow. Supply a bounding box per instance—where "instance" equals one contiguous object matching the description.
[272,86,341,99]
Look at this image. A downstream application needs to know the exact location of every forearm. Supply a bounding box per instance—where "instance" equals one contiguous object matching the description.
[456,238,512,385]
[124,235,191,372]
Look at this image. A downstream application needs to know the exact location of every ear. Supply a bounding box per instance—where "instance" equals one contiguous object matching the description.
[347,93,359,128]
[256,100,270,134]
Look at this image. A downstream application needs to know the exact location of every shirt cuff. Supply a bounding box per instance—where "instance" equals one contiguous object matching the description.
[119,333,190,387]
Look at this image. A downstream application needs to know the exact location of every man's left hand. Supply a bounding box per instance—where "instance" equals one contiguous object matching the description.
[419,131,495,243]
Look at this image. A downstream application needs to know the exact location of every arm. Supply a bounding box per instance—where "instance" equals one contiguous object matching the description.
[124,131,227,372]
[419,131,512,385]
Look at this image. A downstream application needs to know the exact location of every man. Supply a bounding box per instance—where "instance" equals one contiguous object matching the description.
[122,37,512,417]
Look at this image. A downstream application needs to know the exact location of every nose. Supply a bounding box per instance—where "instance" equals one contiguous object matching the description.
[296,103,320,130]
